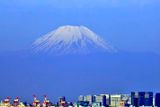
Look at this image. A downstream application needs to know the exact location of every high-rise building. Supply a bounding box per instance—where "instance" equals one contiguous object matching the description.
[131,92,139,107]
[84,95,94,104]
[119,94,131,107]
[78,95,84,102]
[94,95,107,107]
[110,94,122,107]
[155,93,160,107]
[79,95,94,105]
[131,92,153,107]
[144,92,153,106]
[100,94,110,106]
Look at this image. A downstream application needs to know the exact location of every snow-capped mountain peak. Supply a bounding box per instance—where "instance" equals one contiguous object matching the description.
[32,25,116,55]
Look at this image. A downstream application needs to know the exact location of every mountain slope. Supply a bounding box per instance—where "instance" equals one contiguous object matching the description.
[32,25,115,55]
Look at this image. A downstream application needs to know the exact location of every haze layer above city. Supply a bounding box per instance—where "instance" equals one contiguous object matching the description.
[0,0,160,102]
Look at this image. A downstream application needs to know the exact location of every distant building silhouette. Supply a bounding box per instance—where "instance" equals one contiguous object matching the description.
[155,93,160,107]
[131,92,153,107]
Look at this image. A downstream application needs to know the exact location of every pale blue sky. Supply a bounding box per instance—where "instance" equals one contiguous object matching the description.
[1,0,160,8]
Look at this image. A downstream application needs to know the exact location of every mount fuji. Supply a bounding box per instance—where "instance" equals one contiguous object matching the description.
[0,26,160,101]
[32,25,116,55]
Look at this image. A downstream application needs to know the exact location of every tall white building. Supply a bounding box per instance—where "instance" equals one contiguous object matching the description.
[84,95,94,104]
[94,94,107,106]
[78,95,84,102]
[110,94,122,107]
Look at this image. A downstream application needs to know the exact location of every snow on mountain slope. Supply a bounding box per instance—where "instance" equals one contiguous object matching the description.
[32,25,116,55]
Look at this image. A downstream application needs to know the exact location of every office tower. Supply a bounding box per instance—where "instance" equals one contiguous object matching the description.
[78,95,84,102]
[100,94,110,106]
[144,92,153,106]
[94,95,107,107]
[121,94,131,107]
[110,94,122,107]
[131,92,139,107]
[155,93,160,107]
[84,95,94,104]
[131,92,153,107]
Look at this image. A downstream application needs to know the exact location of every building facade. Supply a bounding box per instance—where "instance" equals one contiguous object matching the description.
[131,92,153,107]
[110,94,121,107]
[155,93,160,107]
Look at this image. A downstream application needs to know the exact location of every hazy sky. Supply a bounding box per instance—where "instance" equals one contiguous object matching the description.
[0,0,160,101]
[1,0,160,8]
[0,0,160,54]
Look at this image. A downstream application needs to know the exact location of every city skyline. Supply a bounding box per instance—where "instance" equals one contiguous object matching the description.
[1,91,160,107]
